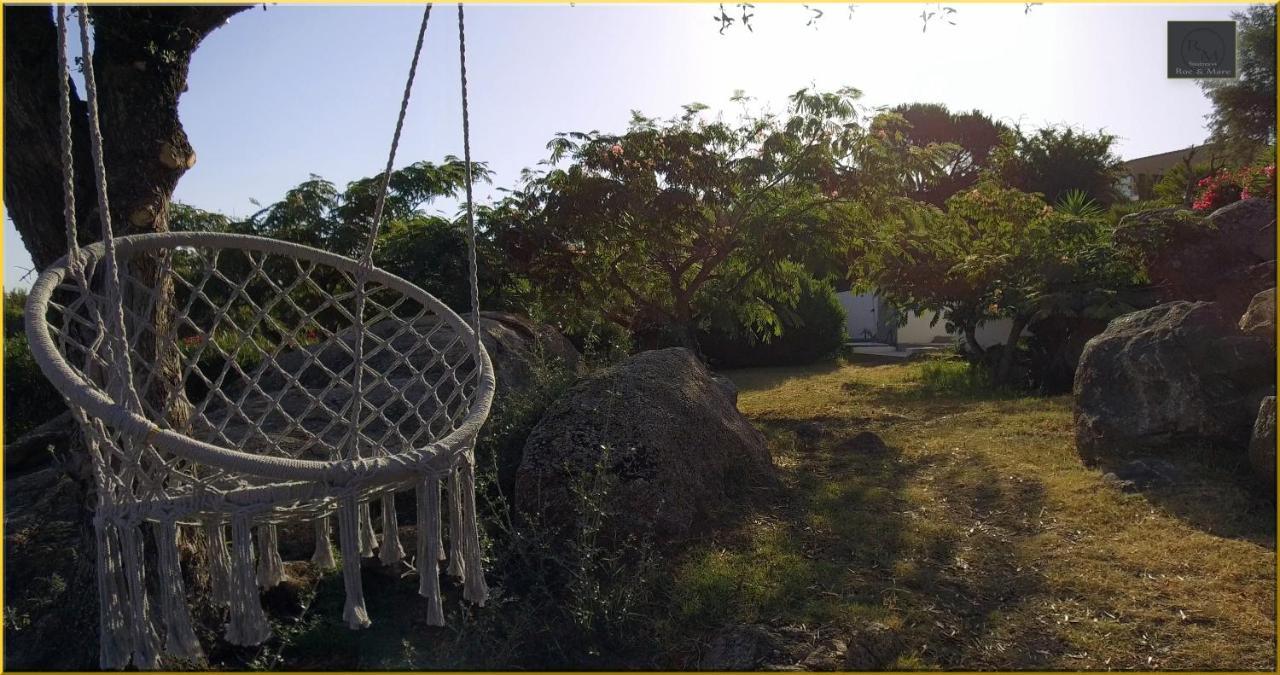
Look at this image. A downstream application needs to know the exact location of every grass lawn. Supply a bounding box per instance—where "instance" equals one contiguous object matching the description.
[212,356,1274,670]
[665,357,1276,670]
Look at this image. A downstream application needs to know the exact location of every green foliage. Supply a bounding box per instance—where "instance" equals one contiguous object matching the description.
[1112,206,1205,270]
[473,325,580,494]
[486,88,934,348]
[375,215,510,312]
[1154,161,1216,207]
[1106,198,1173,226]
[4,288,66,441]
[991,125,1124,206]
[1054,189,1104,219]
[1199,5,1277,162]
[911,355,1005,398]
[700,275,847,367]
[5,288,27,338]
[467,359,664,667]
[242,158,488,256]
[856,183,1144,388]
[168,158,510,319]
[169,202,235,232]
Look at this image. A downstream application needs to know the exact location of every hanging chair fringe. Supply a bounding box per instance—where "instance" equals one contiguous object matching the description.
[256,524,286,589]
[154,521,204,661]
[446,467,465,579]
[358,501,377,558]
[380,494,406,565]
[119,523,162,669]
[416,477,444,626]
[204,518,232,607]
[312,516,338,570]
[95,520,132,669]
[225,516,271,646]
[338,497,372,629]
[459,454,489,606]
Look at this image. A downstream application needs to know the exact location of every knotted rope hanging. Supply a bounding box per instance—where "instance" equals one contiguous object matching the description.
[25,4,495,669]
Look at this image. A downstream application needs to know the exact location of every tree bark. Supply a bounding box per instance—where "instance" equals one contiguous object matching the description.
[962,324,984,357]
[3,6,96,273]
[995,314,1028,385]
[5,5,247,422]
[6,6,247,267]
[3,8,245,666]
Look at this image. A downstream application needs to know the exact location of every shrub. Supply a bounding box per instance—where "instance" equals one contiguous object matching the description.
[4,288,27,338]
[5,288,68,441]
[463,350,664,668]
[911,354,1013,399]
[700,276,847,368]
[1192,164,1276,211]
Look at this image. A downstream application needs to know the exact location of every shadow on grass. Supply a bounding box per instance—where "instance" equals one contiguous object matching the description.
[668,420,1056,669]
[718,360,845,393]
[1089,448,1276,550]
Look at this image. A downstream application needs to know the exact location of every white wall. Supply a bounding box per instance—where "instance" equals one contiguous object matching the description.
[837,291,880,341]
[836,291,1024,347]
[898,310,1017,348]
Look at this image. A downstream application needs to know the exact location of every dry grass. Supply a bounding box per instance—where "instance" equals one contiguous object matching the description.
[665,357,1276,670]
[203,356,1274,670]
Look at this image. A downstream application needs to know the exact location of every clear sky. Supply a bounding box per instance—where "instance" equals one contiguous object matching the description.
[3,2,1249,290]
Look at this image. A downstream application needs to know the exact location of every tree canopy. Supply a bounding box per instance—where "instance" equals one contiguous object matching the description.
[853,182,1143,384]
[990,126,1124,206]
[1199,4,1277,163]
[484,88,936,349]
[890,103,1008,206]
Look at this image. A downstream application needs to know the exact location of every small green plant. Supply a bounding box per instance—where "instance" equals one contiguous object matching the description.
[911,355,1004,398]
[1054,189,1105,219]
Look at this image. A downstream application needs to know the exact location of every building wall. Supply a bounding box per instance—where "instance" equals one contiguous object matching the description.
[836,291,1020,348]
[838,291,880,341]
[897,310,1015,348]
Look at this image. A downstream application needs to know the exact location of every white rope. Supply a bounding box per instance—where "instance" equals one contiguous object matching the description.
[311,516,338,570]
[74,5,144,417]
[416,475,445,625]
[456,3,484,357]
[347,3,434,463]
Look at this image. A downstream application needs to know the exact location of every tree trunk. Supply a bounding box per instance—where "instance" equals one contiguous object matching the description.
[3,6,97,272]
[6,6,247,423]
[995,314,1028,385]
[2,10,243,666]
[672,319,702,358]
[962,324,984,357]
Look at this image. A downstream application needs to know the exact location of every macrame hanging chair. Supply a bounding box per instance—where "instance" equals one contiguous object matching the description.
[24,4,494,669]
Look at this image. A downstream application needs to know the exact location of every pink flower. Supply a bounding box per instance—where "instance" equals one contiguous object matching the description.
[609,143,624,157]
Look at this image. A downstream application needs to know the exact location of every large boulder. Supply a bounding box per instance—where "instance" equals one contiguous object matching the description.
[1115,199,1276,315]
[1074,301,1274,463]
[1239,287,1276,349]
[1249,396,1276,485]
[513,348,776,543]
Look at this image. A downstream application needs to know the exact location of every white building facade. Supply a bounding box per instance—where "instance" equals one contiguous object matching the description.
[837,290,1017,348]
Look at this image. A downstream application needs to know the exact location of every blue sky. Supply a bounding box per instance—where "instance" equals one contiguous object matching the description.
[3,2,1247,289]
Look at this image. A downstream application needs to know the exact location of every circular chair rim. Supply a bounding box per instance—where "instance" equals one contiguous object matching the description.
[25,230,495,487]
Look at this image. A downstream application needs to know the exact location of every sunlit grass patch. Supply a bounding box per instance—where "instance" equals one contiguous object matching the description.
[700,359,1276,670]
